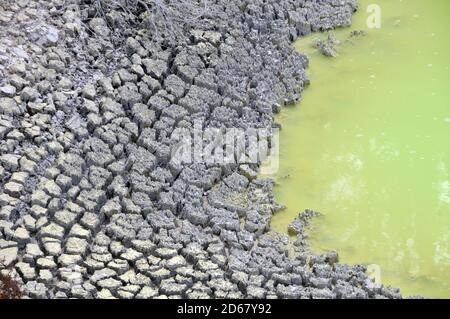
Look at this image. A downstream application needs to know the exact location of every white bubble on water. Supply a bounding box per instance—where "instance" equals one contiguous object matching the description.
[405,238,421,276]
[393,244,405,264]
[326,175,355,202]
[369,136,400,160]
[326,175,366,203]
[436,161,450,204]
[348,153,364,171]
[438,180,450,204]
[434,233,450,266]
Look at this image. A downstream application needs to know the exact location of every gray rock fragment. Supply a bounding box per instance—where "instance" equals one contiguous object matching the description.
[0,246,18,267]
[0,97,21,115]
[0,85,16,97]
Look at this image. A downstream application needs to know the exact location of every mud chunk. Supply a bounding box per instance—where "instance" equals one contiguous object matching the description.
[0,97,21,115]
[27,23,59,47]
[89,18,110,37]
[142,58,168,79]
[0,85,16,97]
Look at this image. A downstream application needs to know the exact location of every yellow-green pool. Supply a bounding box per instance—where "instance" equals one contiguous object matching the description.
[268,0,450,298]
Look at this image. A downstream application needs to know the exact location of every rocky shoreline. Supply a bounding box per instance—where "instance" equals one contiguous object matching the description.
[0,0,402,299]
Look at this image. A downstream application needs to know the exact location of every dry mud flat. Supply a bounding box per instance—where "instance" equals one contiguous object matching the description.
[0,0,402,299]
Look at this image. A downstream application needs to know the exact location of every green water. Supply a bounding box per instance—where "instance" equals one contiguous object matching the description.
[268,0,450,298]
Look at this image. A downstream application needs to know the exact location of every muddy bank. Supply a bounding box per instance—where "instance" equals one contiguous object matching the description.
[0,0,401,299]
